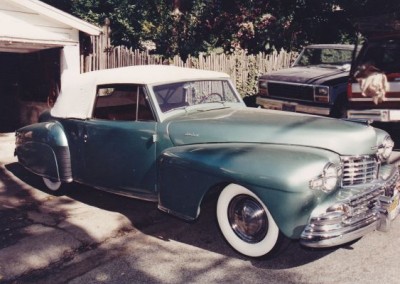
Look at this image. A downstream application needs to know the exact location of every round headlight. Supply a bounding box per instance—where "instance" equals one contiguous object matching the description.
[377,135,394,162]
[309,162,341,193]
[315,86,329,96]
[259,81,268,89]
[323,163,340,192]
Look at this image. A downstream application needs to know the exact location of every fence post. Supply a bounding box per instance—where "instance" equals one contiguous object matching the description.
[100,18,111,70]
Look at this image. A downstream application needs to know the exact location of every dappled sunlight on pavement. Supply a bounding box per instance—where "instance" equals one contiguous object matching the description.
[0,133,134,282]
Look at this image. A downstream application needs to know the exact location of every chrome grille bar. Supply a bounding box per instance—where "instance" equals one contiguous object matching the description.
[341,155,379,187]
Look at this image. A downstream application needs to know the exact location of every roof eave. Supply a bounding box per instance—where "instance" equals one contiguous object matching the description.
[8,0,102,36]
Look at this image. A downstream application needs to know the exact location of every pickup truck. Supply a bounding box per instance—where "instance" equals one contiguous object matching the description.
[256,44,356,118]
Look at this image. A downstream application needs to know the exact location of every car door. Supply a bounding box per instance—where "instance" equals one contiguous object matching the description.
[80,84,157,199]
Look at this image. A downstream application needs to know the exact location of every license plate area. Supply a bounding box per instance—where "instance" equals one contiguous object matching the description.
[387,193,400,220]
[381,192,400,221]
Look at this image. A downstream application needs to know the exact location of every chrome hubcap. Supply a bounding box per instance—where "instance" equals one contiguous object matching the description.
[228,194,268,243]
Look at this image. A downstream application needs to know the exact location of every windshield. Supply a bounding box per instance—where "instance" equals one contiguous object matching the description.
[152,80,241,113]
[294,47,353,67]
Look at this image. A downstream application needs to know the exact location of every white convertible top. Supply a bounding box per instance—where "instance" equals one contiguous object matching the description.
[51,65,230,119]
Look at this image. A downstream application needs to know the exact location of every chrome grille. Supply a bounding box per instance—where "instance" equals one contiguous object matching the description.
[268,82,314,101]
[347,186,383,209]
[341,155,379,187]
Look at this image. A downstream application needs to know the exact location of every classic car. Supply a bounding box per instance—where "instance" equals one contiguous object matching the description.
[14,65,400,258]
[257,44,357,118]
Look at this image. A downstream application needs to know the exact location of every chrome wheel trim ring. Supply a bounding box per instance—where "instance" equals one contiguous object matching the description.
[43,177,62,191]
[228,194,268,243]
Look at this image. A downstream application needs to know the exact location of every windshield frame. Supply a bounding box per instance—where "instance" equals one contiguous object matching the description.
[147,78,245,122]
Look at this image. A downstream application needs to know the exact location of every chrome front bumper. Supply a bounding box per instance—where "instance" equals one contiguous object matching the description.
[347,109,400,121]
[300,167,400,248]
[256,97,330,116]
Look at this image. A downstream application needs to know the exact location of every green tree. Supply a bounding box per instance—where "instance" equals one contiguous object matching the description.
[44,0,147,49]
[41,0,400,56]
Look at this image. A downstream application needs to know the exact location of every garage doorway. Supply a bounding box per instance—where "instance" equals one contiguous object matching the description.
[0,48,60,132]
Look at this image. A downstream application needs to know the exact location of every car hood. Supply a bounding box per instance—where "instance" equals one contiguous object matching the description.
[166,108,377,156]
[260,66,348,85]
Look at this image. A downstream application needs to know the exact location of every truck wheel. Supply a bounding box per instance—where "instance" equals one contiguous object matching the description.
[216,184,280,258]
[43,177,62,191]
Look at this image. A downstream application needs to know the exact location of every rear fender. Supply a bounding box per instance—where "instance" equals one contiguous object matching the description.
[157,143,340,238]
[15,121,72,182]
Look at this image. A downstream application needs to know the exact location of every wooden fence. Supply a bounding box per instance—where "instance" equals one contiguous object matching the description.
[80,33,296,96]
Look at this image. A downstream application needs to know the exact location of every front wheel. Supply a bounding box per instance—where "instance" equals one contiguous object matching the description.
[216,184,280,258]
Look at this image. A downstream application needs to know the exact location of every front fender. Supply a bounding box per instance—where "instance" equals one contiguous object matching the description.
[15,121,72,182]
[158,143,340,238]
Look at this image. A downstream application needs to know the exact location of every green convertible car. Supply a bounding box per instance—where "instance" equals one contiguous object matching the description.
[15,65,400,258]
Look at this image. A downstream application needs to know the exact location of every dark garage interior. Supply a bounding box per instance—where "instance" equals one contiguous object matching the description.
[0,49,60,133]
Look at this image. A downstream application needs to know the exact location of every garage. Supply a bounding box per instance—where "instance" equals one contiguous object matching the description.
[0,49,60,132]
[0,0,101,132]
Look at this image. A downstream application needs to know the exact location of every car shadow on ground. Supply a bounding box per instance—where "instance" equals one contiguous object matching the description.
[5,162,339,270]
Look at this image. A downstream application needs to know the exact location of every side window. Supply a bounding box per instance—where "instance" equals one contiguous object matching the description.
[153,83,187,112]
[93,84,154,121]
[137,87,155,121]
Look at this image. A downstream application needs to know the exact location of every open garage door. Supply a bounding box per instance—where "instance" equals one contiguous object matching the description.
[0,48,60,132]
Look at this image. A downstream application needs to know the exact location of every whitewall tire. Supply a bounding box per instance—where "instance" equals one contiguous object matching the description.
[43,177,62,191]
[216,184,279,258]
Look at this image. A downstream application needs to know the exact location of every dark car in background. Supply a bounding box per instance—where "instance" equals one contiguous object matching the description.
[257,44,356,118]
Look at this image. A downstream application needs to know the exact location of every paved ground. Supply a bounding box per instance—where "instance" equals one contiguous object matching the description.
[0,133,135,282]
[1,132,400,284]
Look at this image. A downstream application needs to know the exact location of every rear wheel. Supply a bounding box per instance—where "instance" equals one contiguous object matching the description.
[43,177,62,191]
[216,184,280,258]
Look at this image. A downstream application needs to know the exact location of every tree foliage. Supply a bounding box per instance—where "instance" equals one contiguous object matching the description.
[42,0,400,57]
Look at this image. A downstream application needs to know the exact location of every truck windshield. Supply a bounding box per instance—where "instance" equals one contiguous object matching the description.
[294,47,353,67]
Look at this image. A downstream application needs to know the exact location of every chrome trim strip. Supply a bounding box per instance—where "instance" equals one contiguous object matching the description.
[347,109,400,121]
[349,98,400,102]
[256,97,330,115]
[263,79,329,89]
[300,214,379,248]
[158,204,196,221]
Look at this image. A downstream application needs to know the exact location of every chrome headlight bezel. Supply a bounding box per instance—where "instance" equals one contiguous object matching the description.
[377,135,394,162]
[314,86,330,103]
[258,80,269,95]
[310,162,342,193]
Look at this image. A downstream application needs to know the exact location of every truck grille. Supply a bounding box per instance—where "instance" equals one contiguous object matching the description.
[268,82,314,101]
[341,155,379,187]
